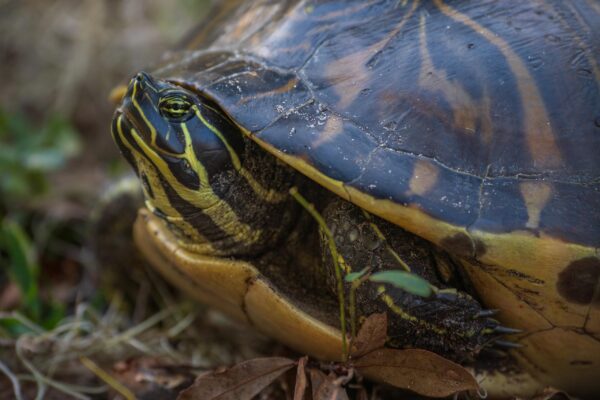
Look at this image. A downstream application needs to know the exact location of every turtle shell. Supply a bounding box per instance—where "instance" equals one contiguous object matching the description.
[146,0,600,395]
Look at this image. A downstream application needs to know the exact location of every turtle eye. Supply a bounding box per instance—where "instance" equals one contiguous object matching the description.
[159,93,194,120]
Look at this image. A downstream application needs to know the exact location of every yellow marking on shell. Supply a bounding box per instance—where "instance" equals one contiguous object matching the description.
[520,181,553,230]
[551,1,600,87]
[228,4,264,42]
[243,130,597,330]
[407,159,439,197]
[313,0,379,21]
[461,258,600,395]
[512,328,600,396]
[377,285,446,335]
[325,0,419,109]
[183,0,245,49]
[259,41,311,59]
[193,106,288,203]
[469,229,595,328]
[238,77,299,104]
[419,14,476,134]
[312,116,343,148]
[433,0,563,169]
[114,115,216,254]
[589,0,600,15]
[229,2,277,43]
[479,87,493,145]
[418,14,494,143]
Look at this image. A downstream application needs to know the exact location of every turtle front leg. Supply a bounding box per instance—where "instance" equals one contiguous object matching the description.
[319,197,512,362]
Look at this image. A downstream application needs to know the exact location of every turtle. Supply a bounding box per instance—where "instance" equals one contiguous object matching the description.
[106,0,600,398]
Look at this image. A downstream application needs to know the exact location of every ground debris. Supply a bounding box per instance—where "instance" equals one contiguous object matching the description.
[177,357,296,400]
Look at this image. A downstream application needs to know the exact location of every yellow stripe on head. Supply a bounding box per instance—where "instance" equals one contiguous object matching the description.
[194,105,289,203]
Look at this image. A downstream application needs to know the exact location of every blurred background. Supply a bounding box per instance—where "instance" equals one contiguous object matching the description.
[0,1,269,399]
[0,0,208,215]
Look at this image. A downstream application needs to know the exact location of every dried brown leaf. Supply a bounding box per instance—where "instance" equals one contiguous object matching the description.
[351,313,387,358]
[293,356,308,400]
[110,357,195,399]
[309,369,349,400]
[177,357,296,400]
[354,348,478,398]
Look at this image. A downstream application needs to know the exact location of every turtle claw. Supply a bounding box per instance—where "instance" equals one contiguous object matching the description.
[476,309,498,319]
[494,339,523,349]
[493,325,522,335]
[435,290,461,302]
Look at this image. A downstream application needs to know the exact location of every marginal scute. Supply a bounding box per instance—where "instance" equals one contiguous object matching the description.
[512,328,600,397]
[556,257,600,306]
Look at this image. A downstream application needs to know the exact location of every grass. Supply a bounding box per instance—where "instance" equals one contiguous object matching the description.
[0,108,246,399]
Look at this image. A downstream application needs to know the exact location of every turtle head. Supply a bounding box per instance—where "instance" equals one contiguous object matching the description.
[111,72,250,254]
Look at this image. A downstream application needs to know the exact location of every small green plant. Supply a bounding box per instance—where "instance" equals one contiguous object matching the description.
[1,220,41,322]
[0,108,81,209]
[290,187,434,360]
[0,219,66,335]
[369,270,433,297]
[289,187,349,358]
[344,269,433,340]
[0,109,78,335]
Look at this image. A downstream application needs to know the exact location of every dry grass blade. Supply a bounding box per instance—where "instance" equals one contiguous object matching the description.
[350,313,387,358]
[177,357,296,400]
[309,369,349,400]
[293,356,308,400]
[354,348,478,398]
[80,357,135,400]
[0,359,24,400]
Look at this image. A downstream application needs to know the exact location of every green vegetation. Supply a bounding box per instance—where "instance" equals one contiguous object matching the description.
[0,110,81,336]
[0,109,80,211]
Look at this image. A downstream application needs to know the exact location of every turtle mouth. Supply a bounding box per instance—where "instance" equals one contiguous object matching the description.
[111,109,145,174]
[111,109,202,234]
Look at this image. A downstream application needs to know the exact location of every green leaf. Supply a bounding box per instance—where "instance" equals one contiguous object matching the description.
[0,109,81,207]
[0,220,41,321]
[40,301,66,330]
[369,271,432,297]
[24,148,67,169]
[344,267,369,283]
[0,315,39,336]
[41,115,81,157]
